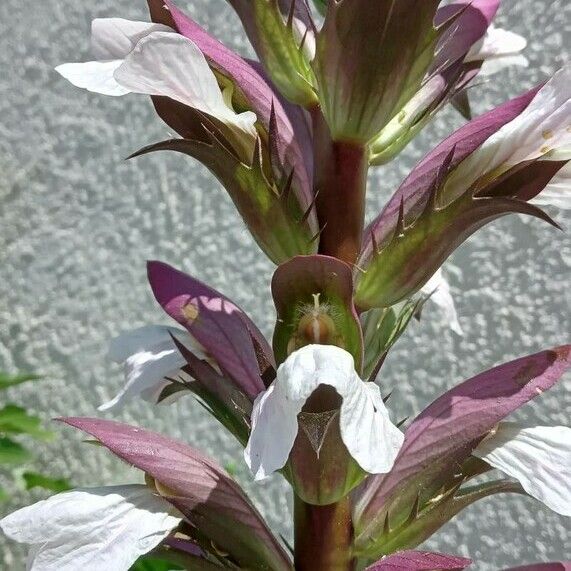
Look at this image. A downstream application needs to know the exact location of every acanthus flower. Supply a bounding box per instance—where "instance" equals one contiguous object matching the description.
[473,422,571,516]
[99,325,206,411]
[0,484,182,571]
[244,344,404,481]
[57,20,257,161]
[356,65,570,310]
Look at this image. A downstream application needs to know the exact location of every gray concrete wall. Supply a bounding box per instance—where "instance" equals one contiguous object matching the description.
[0,0,569,568]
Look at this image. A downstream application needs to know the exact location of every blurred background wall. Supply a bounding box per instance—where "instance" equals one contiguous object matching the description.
[0,0,569,568]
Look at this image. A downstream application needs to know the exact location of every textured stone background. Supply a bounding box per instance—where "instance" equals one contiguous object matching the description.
[0,0,569,568]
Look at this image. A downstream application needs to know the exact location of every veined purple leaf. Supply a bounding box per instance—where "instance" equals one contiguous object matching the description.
[355,86,563,310]
[312,0,441,142]
[504,564,571,571]
[61,418,292,571]
[147,260,272,399]
[367,550,472,570]
[147,0,316,233]
[271,255,363,370]
[354,346,571,553]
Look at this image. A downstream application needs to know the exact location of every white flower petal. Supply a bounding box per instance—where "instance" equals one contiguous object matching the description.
[445,65,571,196]
[478,54,529,77]
[466,26,527,63]
[473,423,571,517]
[56,19,173,97]
[531,161,571,209]
[55,60,129,96]
[244,344,403,480]
[91,18,172,60]
[0,484,181,571]
[421,269,463,335]
[114,32,257,140]
[100,325,199,411]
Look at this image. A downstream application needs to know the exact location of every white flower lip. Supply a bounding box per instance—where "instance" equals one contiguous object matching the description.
[420,268,463,336]
[100,325,200,411]
[55,19,171,97]
[244,344,404,481]
[0,484,181,571]
[473,422,571,517]
[531,162,571,210]
[465,25,529,76]
[113,31,257,141]
[55,20,257,148]
[444,64,571,197]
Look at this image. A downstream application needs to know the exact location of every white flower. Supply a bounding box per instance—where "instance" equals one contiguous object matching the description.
[244,344,404,480]
[473,423,571,517]
[532,162,571,210]
[56,20,257,153]
[444,65,571,197]
[420,268,463,336]
[0,484,181,571]
[100,325,202,411]
[465,25,528,76]
[55,18,172,96]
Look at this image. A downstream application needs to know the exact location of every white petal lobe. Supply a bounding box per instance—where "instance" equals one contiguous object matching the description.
[473,423,571,517]
[531,162,571,210]
[114,32,256,138]
[100,325,199,411]
[55,61,129,96]
[0,485,181,571]
[466,26,527,63]
[91,19,172,60]
[421,269,463,335]
[445,65,571,196]
[244,345,403,480]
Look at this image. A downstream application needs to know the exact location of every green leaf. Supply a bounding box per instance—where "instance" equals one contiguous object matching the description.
[0,485,8,502]
[0,436,33,465]
[22,472,72,493]
[0,372,42,391]
[130,556,183,570]
[0,405,54,441]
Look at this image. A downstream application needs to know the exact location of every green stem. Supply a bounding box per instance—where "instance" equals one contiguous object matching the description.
[312,108,368,266]
[294,495,356,571]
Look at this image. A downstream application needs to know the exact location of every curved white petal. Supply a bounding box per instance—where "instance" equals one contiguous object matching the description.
[473,423,571,517]
[55,60,129,96]
[114,32,257,140]
[244,344,403,480]
[100,325,200,411]
[420,269,463,335]
[478,54,529,77]
[91,18,172,60]
[466,26,527,63]
[445,65,571,196]
[531,162,571,209]
[0,485,181,571]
